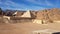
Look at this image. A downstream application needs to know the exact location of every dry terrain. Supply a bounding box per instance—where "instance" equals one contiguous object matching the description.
[0,8,60,34]
[0,23,60,34]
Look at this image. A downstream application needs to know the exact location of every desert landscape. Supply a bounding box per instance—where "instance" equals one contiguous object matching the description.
[0,8,60,34]
[1,0,60,34]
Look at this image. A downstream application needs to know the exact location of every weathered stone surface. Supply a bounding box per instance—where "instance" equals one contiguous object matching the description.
[36,8,60,23]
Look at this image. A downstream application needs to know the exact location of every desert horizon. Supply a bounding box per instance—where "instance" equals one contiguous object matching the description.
[0,8,60,34]
[0,0,60,34]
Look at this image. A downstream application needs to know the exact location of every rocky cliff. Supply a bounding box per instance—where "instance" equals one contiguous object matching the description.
[37,8,60,21]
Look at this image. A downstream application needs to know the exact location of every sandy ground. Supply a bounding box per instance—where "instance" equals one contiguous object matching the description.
[0,23,60,34]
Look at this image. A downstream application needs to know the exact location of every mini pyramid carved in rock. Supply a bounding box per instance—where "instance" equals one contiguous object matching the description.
[20,10,31,18]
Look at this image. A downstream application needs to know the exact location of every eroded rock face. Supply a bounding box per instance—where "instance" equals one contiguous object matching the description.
[37,8,60,20]
[36,8,60,23]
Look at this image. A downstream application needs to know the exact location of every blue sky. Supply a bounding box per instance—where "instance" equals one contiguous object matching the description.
[0,0,60,10]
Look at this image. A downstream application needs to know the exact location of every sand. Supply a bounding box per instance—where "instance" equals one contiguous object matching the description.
[0,23,60,34]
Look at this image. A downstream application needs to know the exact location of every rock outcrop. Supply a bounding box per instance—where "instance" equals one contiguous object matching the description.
[36,8,60,23]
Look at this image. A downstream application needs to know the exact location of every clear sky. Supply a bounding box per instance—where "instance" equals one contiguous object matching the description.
[0,0,60,10]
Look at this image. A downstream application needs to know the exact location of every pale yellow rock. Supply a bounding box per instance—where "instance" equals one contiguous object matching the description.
[20,10,31,18]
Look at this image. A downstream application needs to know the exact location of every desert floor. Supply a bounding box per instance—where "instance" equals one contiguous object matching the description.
[0,22,60,34]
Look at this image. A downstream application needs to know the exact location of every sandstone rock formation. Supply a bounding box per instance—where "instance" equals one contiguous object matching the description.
[36,8,60,23]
